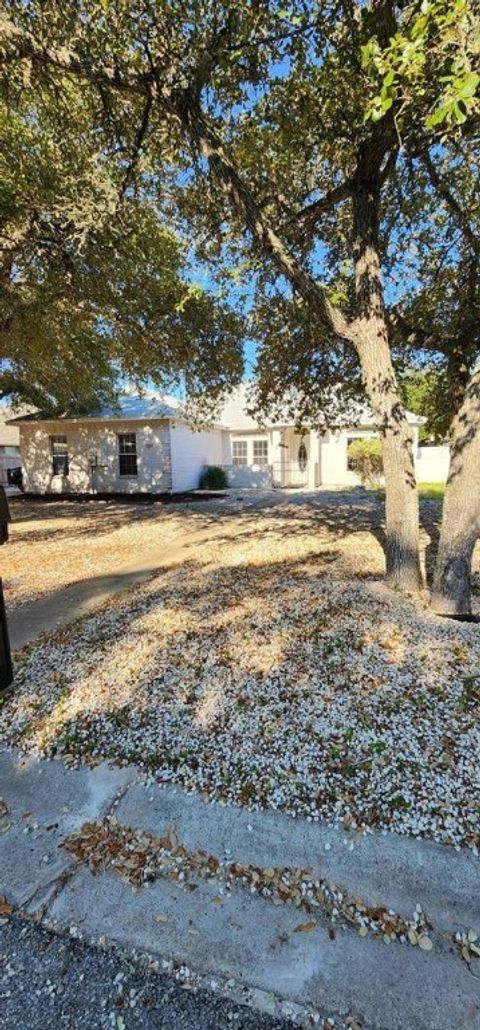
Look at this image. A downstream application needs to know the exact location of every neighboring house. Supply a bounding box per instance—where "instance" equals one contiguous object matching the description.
[9,383,446,495]
[0,407,22,487]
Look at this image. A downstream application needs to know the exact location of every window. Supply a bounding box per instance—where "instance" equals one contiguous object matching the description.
[118,433,138,476]
[4,446,19,457]
[50,436,69,476]
[232,440,248,466]
[253,438,269,466]
[298,443,307,472]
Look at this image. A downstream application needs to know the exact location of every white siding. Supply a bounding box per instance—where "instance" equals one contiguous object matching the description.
[19,419,172,494]
[169,422,225,492]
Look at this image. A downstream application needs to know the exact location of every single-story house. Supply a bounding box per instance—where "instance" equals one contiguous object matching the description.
[9,383,449,495]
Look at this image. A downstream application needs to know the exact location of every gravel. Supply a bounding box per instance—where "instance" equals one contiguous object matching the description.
[1,494,479,851]
[0,915,297,1030]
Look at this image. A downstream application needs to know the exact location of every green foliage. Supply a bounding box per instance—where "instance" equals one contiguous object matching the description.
[0,0,478,443]
[199,465,229,490]
[401,368,451,443]
[362,0,479,132]
[0,51,244,412]
[347,438,384,488]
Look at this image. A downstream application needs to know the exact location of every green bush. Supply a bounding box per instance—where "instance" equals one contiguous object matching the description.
[347,437,383,487]
[199,465,229,490]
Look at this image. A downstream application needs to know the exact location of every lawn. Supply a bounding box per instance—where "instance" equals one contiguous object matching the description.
[418,482,446,501]
[1,492,479,852]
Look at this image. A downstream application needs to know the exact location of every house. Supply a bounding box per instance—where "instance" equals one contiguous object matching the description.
[9,383,445,495]
[0,407,22,487]
[10,390,226,495]
[217,384,431,489]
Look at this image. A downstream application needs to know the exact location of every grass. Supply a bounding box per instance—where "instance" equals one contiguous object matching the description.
[417,482,445,500]
[370,482,445,501]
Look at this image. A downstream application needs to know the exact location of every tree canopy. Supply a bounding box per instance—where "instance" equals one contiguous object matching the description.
[0,43,244,412]
[1,0,479,610]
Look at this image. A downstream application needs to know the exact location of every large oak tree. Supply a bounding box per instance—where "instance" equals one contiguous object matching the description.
[1,0,478,610]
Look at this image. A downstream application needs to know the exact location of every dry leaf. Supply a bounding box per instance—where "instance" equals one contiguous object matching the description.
[0,896,13,915]
[418,935,433,952]
[155,913,168,924]
[293,920,316,933]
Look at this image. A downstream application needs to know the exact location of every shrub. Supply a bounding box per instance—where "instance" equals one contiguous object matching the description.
[199,465,229,490]
[347,438,383,487]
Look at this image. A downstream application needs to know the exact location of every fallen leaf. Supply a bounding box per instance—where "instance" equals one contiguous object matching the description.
[293,920,316,933]
[418,935,433,952]
[155,914,168,924]
[0,896,13,916]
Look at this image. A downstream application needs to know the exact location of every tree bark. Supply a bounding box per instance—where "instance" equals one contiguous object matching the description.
[431,368,480,615]
[352,183,422,591]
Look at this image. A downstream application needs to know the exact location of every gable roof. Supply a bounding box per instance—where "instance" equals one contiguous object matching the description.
[216,382,425,430]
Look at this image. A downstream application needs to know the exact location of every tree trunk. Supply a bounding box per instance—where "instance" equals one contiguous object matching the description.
[431,368,480,616]
[352,183,422,592]
[179,96,422,591]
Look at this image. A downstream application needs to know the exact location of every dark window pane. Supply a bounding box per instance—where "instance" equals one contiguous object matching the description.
[50,436,69,476]
[119,453,138,476]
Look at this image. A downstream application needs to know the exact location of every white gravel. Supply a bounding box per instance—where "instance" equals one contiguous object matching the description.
[1,500,479,851]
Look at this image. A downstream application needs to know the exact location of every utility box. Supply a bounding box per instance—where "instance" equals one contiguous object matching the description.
[0,485,13,690]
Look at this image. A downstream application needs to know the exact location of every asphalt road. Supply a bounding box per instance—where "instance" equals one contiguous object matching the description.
[0,916,295,1030]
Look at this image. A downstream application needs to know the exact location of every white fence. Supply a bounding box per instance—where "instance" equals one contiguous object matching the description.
[415,445,450,483]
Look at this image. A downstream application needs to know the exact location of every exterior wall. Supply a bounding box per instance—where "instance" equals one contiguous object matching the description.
[321,429,447,487]
[19,419,172,495]
[320,429,371,486]
[169,423,225,492]
[415,445,450,483]
[223,427,321,489]
[223,430,274,489]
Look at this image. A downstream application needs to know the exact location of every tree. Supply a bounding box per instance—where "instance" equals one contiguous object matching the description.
[0,42,244,412]
[1,0,478,603]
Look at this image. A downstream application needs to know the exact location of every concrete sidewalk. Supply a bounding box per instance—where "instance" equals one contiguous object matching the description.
[7,525,222,650]
[1,747,479,1029]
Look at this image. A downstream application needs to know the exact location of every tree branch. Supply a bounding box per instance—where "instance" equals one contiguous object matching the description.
[422,150,480,257]
[119,94,153,200]
[174,91,356,343]
[0,13,357,346]
[294,180,352,231]
[387,307,447,353]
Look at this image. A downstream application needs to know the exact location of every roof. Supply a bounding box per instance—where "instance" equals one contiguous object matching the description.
[8,383,425,430]
[8,387,182,424]
[216,383,425,430]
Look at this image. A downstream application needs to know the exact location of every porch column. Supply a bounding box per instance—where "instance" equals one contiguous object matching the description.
[308,430,319,489]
